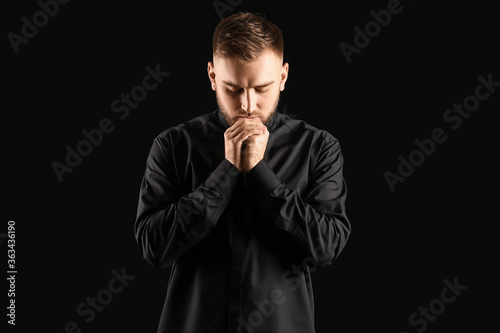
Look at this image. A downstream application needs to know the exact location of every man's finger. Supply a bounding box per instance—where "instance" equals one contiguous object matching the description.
[232,129,260,145]
[225,123,265,141]
[243,130,268,145]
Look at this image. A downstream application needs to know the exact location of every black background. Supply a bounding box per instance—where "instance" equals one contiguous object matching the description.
[3,0,498,332]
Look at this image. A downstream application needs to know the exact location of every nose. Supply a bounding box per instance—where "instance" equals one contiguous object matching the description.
[240,89,257,114]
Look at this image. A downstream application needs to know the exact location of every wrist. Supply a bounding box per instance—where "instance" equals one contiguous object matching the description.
[242,157,263,173]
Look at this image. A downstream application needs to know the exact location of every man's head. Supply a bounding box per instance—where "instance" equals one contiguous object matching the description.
[208,12,289,126]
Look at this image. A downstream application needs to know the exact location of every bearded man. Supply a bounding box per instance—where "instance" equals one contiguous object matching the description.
[135,12,350,333]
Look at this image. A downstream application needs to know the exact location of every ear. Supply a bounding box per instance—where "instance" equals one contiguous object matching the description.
[279,62,289,91]
[207,61,217,91]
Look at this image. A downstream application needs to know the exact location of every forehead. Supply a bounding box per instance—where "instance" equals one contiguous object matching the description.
[214,48,282,86]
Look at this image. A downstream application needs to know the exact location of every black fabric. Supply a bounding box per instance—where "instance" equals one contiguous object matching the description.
[135,109,351,333]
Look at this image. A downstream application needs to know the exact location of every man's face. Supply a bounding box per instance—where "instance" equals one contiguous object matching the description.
[208,48,289,126]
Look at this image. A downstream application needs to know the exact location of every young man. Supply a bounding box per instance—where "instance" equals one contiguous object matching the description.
[135,12,350,333]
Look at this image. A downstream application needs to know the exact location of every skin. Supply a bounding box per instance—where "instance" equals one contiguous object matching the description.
[207,48,289,172]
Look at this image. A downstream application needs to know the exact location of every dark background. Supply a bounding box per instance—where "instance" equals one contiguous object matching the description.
[3,0,498,332]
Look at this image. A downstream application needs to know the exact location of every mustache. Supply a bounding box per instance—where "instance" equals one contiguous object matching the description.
[235,114,262,117]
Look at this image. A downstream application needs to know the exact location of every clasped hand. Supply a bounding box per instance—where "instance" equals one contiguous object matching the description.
[224,118,269,173]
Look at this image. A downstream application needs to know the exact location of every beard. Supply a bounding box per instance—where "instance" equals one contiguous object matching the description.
[216,90,280,127]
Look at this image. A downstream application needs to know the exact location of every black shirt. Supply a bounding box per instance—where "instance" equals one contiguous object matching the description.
[135,110,351,333]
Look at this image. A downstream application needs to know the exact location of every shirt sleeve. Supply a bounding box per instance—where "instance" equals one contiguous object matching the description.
[246,137,351,268]
[134,134,241,269]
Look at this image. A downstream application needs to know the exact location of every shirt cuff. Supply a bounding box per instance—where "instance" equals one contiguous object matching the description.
[204,159,242,200]
[246,159,282,195]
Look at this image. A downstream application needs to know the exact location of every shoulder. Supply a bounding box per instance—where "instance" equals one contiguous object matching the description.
[276,112,339,146]
[155,111,218,145]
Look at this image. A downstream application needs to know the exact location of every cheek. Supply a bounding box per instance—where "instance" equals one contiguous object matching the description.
[218,91,238,109]
[261,90,280,108]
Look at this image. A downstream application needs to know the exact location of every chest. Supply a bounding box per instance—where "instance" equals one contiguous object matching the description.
[173,130,313,195]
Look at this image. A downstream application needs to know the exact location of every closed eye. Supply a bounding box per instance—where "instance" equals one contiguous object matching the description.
[227,88,243,95]
[227,88,268,95]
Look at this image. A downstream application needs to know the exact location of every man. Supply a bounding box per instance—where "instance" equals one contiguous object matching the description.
[135,12,350,333]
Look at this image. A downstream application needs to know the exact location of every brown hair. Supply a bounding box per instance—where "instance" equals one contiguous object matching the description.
[212,12,284,62]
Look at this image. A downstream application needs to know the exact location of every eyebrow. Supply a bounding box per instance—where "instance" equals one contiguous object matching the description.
[222,80,275,88]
